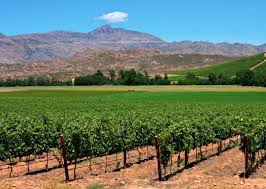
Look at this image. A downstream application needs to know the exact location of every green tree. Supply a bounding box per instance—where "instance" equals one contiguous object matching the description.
[134,73,146,85]
[74,71,107,86]
[154,75,162,81]
[164,73,168,80]
[109,69,116,83]
[186,72,198,80]
[5,78,16,87]
[118,70,125,80]
[144,70,149,80]
[0,79,4,87]
[254,73,266,87]
[27,76,37,86]
[123,69,137,85]
[36,76,50,86]
[235,70,255,86]
[208,73,217,84]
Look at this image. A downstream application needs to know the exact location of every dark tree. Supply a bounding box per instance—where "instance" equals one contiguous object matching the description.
[254,73,266,87]
[164,73,168,80]
[27,76,37,86]
[118,70,125,80]
[235,70,255,86]
[208,73,217,84]
[109,69,116,83]
[144,70,149,83]
[186,72,198,80]
[36,76,50,86]
[154,75,162,81]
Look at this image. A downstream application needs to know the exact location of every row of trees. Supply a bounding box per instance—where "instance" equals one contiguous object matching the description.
[1,69,170,87]
[74,69,170,86]
[235,70,266,86]
[178,70,266,87]
[177,72,232,85]
[0,76,73,87]
[0,69,264,87]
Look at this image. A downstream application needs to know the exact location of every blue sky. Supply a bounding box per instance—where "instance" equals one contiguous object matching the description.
[0,0,265,45]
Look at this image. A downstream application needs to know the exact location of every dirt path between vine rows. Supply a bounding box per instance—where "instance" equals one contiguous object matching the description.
[2,145,266,188]
[159,148,266,189]
[102,148,266,189]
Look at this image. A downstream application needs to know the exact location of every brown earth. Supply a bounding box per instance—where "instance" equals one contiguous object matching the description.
[1,138,266,189]
[0,49,232,79]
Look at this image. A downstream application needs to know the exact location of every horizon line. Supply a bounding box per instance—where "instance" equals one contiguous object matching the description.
[1,25,265,46]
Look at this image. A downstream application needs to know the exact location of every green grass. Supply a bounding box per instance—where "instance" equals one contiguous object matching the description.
[106,92,266,104]
[168,74,208,81]
[255,61,266,74]
[168,53,266,78]
[167,74,186,81]
[0,87,265,117]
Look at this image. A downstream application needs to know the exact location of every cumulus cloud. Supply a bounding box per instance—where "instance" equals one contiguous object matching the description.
[96,11,128,23]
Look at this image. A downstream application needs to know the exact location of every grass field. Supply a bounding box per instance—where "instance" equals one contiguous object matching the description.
[168,53,266,78]
[0,85,265,116]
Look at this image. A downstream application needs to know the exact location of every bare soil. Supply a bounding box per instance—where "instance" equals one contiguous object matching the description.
[1,141,266,189]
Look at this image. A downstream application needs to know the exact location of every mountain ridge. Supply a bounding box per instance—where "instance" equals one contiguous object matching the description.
[0,25,265,64]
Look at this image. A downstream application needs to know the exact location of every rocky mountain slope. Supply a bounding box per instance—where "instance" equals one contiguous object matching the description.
[0,49,232,78]
[0,25,265,64]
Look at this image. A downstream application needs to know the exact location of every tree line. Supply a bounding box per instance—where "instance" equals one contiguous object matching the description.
[178,70,266,87]
[0,69,264,87]
[74,69,170,86]
[0,76,73,87]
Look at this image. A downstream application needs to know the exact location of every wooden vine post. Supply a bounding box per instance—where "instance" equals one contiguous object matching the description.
[123,150,127,168]
[46,151,49,171]
[60,134,69,181]
[155,136,162,181]
[243,136,249,178]
[218,141,222,154]
[177,152,181,167]
[9,158,13,177]
[184,149,189,167]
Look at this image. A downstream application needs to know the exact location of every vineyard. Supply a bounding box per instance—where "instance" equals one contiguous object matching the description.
[0,87,266,188]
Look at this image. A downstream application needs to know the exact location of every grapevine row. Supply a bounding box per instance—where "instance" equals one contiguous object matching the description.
[0,107,265,179]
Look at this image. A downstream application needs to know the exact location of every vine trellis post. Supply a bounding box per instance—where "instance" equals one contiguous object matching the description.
[155,136,162,181]
[242,135,250,178]
[123,150,127,168]
[60,134,69,181]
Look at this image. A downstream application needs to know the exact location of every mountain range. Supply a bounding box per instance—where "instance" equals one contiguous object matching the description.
[0,25,266,64]
[0,49,233,79]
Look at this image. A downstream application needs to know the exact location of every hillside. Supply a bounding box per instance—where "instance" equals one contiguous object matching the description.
[169,53,266,79]
[0,25,266,64]
[0,49,232,79]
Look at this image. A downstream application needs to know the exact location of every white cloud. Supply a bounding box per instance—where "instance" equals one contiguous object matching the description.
[97,11,128,23]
